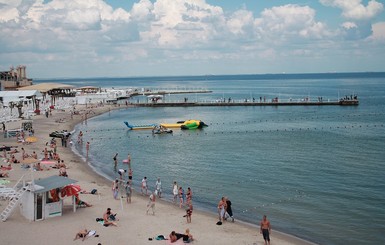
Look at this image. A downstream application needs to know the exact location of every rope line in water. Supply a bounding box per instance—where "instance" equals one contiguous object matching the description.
[81,124,384,141]
[79,112,385,133]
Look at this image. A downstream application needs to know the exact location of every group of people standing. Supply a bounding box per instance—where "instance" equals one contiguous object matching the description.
[217,196,234,223]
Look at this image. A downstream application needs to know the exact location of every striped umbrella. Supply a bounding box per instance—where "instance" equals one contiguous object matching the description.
[62,184,82,197]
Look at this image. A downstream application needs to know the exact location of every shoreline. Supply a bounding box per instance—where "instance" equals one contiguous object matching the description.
[1,103,317,245]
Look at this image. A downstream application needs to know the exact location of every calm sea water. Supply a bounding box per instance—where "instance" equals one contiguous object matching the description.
[38,73,385,245]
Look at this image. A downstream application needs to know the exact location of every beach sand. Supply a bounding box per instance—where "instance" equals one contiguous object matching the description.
[0,104,315,245]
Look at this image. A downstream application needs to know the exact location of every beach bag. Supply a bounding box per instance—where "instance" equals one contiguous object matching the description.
[155,235,166,240]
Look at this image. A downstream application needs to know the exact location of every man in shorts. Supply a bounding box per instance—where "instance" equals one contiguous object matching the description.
[260,215,271,245]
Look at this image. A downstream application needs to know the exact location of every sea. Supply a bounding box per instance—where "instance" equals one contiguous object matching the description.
[37,73,385,245]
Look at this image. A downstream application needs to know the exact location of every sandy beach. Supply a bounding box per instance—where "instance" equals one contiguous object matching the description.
[0,103,315,245]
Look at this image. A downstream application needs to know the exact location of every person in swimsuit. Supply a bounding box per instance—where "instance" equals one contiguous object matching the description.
[113,153,118,171]
[186,187,192,204]
[141,176,148,195]
[125,181,131,203]
[260,215,271,245]
[178,186,184,208]
[74,229,88,241]
[128,168,133,183]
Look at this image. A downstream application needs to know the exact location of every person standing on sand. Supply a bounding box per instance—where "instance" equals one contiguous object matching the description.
[178,186,185,208]
[146,191,156,215]
[225,197,234,222]
[124,180,131,203]
[112,179,119,200]
[141,176,148,195]
[260,215,271,245]
[173,181,178,204]
[155,177,162,198]
[217,197,227,222]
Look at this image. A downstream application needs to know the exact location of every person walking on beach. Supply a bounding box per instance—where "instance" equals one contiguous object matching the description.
[141,176,148,195]
[185,202,193,223]
[155,177,162,198]
[173,181,178,204]
[146,191,156,215]
[113,152,118,171]
[260,215,271,245]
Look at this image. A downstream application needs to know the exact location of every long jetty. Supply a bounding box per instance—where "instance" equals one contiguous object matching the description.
[134,100,359,107]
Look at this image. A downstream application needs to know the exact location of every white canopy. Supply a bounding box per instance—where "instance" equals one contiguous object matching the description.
[0,90,42,104]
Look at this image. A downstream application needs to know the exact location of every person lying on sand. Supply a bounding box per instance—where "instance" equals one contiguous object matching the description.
[74,229,89,241]
[169,230,193,243]
[0,172,9,178]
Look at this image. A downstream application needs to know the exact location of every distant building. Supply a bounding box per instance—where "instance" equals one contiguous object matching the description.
[0,65,33,91]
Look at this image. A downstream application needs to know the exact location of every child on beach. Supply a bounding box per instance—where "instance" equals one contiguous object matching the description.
[141,176,148,195]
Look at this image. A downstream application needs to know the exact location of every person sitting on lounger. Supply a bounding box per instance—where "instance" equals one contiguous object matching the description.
[74,229,89,241]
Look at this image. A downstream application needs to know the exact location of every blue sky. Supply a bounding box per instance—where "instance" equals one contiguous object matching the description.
[0,0,384,78]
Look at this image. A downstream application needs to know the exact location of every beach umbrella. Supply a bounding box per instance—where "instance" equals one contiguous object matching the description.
[25,136,38,143]
[62,184,82,197]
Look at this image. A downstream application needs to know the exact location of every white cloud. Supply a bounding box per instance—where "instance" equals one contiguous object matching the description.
[320,0,384,20]
[255,4,331,42]
[369,22,385,42]
[0,0,384,77]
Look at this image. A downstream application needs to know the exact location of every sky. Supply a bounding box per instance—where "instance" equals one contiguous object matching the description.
[0,0,384,79]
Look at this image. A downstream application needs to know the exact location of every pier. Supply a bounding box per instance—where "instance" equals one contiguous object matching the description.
[133,99,359,107]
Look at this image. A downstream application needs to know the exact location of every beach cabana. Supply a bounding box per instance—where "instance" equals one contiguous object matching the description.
[20,176,78,221]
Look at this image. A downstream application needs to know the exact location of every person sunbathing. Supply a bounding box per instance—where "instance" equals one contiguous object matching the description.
[169,231,192,243]
[103,208,118,226]
[75,196,92,207]
[0,172,9,178]
[0,164,12,171]
[74,229,89,241]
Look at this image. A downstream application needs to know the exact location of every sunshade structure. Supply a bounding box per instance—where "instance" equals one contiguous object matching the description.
[17,83,74,93]
[33,176,77,194]
[18,82,75,106]
[0,90,42,104]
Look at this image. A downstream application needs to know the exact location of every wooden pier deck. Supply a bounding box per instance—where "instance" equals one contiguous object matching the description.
[134,100,359,107]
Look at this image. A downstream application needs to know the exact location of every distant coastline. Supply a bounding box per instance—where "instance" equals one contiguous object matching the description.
[33,71,385,82]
